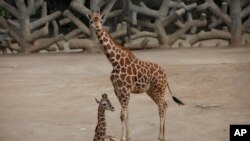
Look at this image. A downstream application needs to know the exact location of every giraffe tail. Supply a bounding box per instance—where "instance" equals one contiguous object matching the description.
[172,96,185,106]
[167,83,185,106]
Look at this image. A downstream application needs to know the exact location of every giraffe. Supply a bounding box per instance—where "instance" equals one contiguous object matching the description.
[88,11,184,141]
[94,93,119,141]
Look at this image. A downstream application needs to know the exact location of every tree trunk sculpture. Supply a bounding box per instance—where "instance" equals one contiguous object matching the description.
[0,0,63,53]
[192,0,250,46]
[1,0,249,53]
[60,0,127,52]
[126,0,207,48]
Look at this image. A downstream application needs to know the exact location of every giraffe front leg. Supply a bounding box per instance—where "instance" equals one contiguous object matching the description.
[114,89,131,141]
[120,108,130,141]
[125,112,130,141]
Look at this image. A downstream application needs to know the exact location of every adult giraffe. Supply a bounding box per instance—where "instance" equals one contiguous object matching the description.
[88,11,184,141]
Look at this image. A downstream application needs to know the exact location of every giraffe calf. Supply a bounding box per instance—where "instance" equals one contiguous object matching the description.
[93,93,119,141]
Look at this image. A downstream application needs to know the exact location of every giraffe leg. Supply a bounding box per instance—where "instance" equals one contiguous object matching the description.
[114,89,131,141]
[121,107,130,141]
[147,90,167,141]
[158,101,167,141]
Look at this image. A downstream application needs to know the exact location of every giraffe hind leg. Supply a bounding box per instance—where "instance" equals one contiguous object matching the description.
[146,90,167,141]
[157,99,167,141]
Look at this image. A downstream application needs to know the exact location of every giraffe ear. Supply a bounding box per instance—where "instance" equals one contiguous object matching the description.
[95,98,100,104]
[87,14,91,20]
[101,14,105,20]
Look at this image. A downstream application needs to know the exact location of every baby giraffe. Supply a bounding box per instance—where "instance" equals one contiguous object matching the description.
[93,93,119,141]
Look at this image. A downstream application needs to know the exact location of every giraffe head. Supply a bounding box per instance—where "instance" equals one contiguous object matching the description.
[87,11,105,30]
[95,93,115,111]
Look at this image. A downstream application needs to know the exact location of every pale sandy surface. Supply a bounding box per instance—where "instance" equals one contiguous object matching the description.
[0,47,250,141]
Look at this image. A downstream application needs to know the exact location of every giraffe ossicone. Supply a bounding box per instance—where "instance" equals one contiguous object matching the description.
[89,11,184,141]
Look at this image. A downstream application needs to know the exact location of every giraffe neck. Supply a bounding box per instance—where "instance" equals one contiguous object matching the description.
[94,107,107,139]
[95,26,136,67]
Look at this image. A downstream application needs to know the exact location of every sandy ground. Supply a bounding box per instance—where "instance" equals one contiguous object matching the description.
[0,47,250,141]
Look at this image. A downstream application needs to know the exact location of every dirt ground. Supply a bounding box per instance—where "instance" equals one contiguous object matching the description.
[0,47,250,141]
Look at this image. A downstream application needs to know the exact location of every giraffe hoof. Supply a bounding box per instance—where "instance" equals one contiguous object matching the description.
[158,137,165,141]
[121,137,126,141]
[121,136,131,141]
